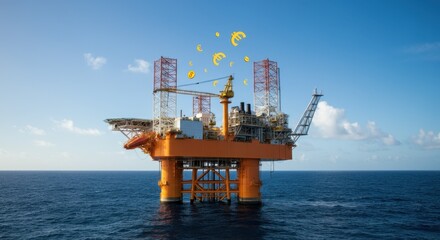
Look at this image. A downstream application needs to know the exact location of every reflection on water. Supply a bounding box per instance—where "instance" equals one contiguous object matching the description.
[140,203,266,239]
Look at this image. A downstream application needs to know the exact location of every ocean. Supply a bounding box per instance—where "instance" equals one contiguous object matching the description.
[1,171,439,239]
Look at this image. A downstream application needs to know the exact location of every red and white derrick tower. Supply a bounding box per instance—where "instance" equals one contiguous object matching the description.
[192,95,211,116]
[153,57,177,134]
[253,59,280,117]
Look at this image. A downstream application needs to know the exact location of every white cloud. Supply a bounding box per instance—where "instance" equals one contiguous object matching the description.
[58,119,102,136]
[404,42,440,60]
[0,150,28,159]
[329,154,340,163]
[127,59,150,74]
[25,125,46,135]
[414,129,440,149]
[382,134,399,146]
[404,42,440,54]
[313,101,400,145]
[60,152,70,158]
[84,53,107,70]
[387,155,401,161]
[34,140,54,147]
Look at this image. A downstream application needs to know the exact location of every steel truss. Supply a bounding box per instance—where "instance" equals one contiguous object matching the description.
[192,95,211,116]
[254,59,279,117]
[181,159,238,203]
[153,57,177,135]
[104,118,153,138]
[292,89,323,144]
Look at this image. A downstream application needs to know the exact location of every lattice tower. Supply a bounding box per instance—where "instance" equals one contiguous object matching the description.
[253,59,279,117]
[193,95,211,116]
[153,57,177,135]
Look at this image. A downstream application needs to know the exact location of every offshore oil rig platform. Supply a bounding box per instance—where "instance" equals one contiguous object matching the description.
[106,57,322,204]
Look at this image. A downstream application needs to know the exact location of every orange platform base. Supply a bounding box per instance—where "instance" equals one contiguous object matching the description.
[151,137,292,203]
[151,137,292,160]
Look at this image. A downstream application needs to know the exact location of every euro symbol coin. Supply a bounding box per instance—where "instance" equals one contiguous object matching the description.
[229,61,234,67]
[196,44,203,52]
[188,70,195,79]
[215,32,220,37]
[230,31,246,47]
[244,56,250,62]
[243,79,248,86]
[213,80,219,86]
[212,52,226,66]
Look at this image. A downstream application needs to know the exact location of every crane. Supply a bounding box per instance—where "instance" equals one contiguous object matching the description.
[153,88,220,98]
[153,75,234,99]
[154,75,234,140]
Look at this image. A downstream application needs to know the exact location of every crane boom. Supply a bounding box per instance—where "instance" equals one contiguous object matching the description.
[291,89,323,144]
[154,88,220,98]
[154,75,234,99]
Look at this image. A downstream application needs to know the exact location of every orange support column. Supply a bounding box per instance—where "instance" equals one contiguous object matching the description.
[220,99,230,141]
[158,159,182,202]
[238,158,261,204]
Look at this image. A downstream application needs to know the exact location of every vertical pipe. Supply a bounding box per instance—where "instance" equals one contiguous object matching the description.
[225,168,231,204]
[278,67,281,112]
[190,168,197,204]
[212,169,215,202]
[221,98,230,141]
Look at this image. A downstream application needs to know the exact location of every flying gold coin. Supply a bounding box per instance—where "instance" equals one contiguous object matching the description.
[188,70,195,79]
[213,80,219,86]
[243,79,248,86]
[204,68,208,73]
[230,31,246,46]
[189,60,193,66]
[229,61,234,67]
[196,44,203,52]
[212,52,226,66]
[244,56,250,62]
[215,32,220,37]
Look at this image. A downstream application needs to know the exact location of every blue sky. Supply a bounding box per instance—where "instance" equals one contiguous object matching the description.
[1,0,439,170]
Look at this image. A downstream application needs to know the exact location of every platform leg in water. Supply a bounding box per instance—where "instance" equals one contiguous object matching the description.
[158,159,182,203]
[238,158,261,204]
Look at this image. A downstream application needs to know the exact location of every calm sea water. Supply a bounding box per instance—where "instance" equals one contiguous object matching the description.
[1,171,439,239]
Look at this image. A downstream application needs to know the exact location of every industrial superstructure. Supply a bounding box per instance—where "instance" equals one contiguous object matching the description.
[106,57,322,204]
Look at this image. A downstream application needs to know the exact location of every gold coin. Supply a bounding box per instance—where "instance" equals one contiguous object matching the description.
[188,70,195,79]
[244,56,250,62]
